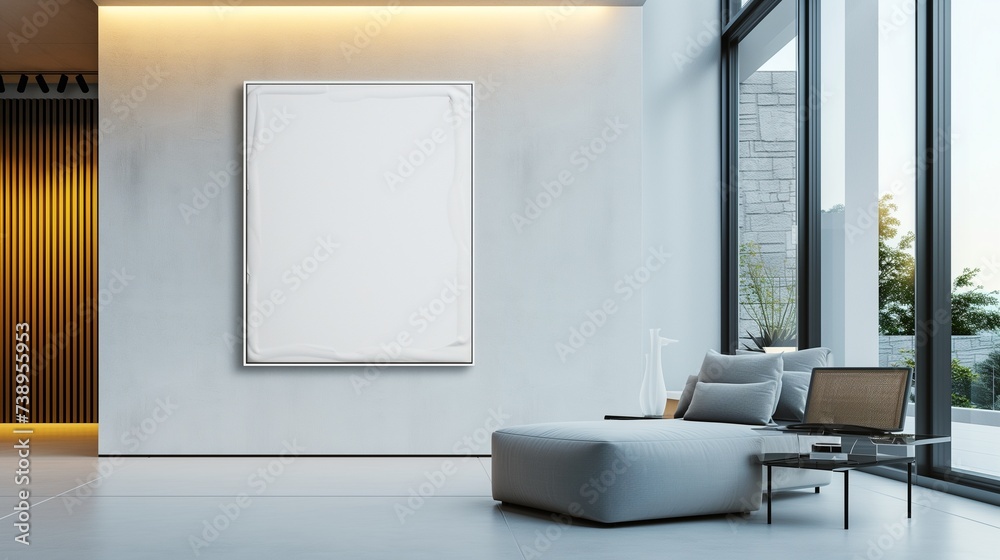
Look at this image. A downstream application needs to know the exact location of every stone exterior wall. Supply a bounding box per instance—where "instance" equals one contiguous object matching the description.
[881,333,1000,410]
[879,333,1000,369]
[737,71,797,340]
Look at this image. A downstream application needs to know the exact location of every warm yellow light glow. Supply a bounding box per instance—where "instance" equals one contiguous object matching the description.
[100,5,617,59]
[100,5,613,23]
[0,424,98,437]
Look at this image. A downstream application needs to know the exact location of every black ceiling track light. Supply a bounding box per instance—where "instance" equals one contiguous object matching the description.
[0,71,96,95]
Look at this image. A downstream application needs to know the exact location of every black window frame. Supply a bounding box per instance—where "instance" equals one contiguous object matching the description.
[720,0,821,354]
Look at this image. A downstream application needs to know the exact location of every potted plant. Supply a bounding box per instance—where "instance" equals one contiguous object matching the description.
[739,241,796,352]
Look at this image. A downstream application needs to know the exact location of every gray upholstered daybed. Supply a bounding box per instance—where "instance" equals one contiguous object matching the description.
[491,349,834,523]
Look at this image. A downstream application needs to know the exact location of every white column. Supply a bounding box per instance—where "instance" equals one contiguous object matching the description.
[842,0,880,366]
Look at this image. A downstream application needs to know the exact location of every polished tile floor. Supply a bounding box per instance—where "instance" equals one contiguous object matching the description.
[1,433,999,559]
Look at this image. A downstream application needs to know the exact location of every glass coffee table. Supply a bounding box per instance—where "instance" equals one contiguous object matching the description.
[757,432,950,529]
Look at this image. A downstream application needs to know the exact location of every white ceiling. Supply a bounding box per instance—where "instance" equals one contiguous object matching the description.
[0,0,97,83]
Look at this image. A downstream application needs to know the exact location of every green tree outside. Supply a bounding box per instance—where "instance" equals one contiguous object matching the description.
[879,194,1000,407]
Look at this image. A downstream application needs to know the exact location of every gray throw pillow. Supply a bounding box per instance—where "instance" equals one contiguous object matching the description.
[774,370,810,422]
[683,381,780,426]
[697,349,783,384]
[696,350,783,415]
[674,374,699,418]
[779,347,833,372]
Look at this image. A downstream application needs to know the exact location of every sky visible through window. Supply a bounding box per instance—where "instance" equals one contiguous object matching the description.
[813,0,999,295]
[951,0,1000,295]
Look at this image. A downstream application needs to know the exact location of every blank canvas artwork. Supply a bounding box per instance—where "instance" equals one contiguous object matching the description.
[243,82,473,365]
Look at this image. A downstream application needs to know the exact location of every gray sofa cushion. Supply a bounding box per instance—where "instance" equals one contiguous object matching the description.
[696,350,783,416]
[684,381,779,425]
[774,370,811,422]
[698,350,783,384]
[491,421,767,523]
[731,348,833,420]
[736,347,833,372]
[674,374,698,418]
[779,347,833,372]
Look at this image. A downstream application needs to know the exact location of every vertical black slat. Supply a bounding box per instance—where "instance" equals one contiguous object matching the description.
[49,100,57,421]
[62,99,70,423]
[80,99,86,424]
[88,98,97,423]
[796,0,822,349]
[9,99,14,422]
[59,100,66,422]
[40,100,48,423]
[31,99,39,423]
[22,99,27,421]
[43,100,53,422]
[39,100,46,422]
[2,101,7,422]
[914,0,952,471]
[79,98,88,424]
[67,101,74,424]
[74,99,81,423]
[22,99,29,421]
[39,99,47,423]
[1,101,5,421]
[38,100,44,422]
[1,101,7,422]
[26,99,33,422]
[9,99,15,422]
[40,99,47,422]
[58,100,66,423]
[66,100,73,422]
[15,98,21,422]
[72,99,77,423]
[53,100,61,422]
[44,100,56,422]
[45,99,52,423]
[57,101,65,422]
[61,98,67,423]
[78,98,85,424]
[23,99,29,421]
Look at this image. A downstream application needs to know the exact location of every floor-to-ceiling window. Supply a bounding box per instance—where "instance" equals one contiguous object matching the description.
[948,0,1000,480]
[727,0,800,353]
[723,0,1000,497]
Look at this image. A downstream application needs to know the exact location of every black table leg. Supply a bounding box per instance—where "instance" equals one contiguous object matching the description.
[767,465,772,524]
[908,462,913,519]
[844,470,849,530]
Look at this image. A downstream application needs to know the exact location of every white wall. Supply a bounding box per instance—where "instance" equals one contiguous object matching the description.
[641,0,722,390]
[98,6,650,454]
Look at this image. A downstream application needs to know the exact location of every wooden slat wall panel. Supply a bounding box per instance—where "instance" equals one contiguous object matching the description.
[1,99,97,424]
